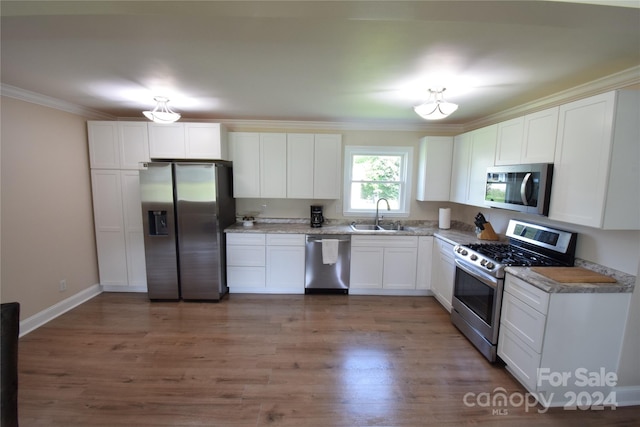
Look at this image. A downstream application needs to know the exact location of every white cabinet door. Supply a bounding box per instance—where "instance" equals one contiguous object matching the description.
[549,90,639,229]
[495,117,524,166]
[118,122,150,169]
[467,124,497,207]
[184,123,228,160]
[266,245,305,289]
[449,132,471,203]
[416,236,433,290]
[260,133,287,198]
[350,246,384,289]
[148,123,186,159]
[313,134,342,199]
[521,106,558,164]
[88,121,120,169]
[91,170,128,287]
[416,137,453,201]
[431,238,455,312]
[382,247,418,289]
[287,133,315,198]
[120,171,147,289]
[230,132,261,198]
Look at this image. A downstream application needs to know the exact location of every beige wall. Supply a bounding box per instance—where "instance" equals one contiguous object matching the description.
[0,96,99,319]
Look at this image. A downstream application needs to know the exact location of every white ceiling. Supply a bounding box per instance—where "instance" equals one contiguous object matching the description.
[1,1,639,128]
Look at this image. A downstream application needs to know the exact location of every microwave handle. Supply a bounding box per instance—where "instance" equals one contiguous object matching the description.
[520,172,532,206]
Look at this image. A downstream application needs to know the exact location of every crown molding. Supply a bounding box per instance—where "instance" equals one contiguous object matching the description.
[1,84,116,120]
[463,65,640,132]
[213,119,464,134]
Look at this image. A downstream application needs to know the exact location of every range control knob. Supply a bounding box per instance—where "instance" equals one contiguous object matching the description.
[486,262,495,270]
[461,249,468,256]
[470,254,478,261]
[480,259,487,266]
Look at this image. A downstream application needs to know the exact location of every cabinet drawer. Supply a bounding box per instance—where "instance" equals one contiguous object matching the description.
[227,266,265,287]
[498,326,541,392]
[504,274,549,315]
[501,291,547,353]
[227,233,266,246]
[227,245,265,266]
[435,238,455,258]
[266,233,305,246]
[351,235,417,248]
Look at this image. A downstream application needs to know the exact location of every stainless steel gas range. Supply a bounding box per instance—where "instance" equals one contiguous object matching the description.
[450,220,577,362]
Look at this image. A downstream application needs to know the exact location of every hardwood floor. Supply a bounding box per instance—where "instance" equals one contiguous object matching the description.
[18,293,639,426]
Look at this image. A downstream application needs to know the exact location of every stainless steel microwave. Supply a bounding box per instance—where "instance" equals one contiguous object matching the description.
[485,164,553,215]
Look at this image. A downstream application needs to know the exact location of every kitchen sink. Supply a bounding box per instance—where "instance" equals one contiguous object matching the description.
[350,223,403,232]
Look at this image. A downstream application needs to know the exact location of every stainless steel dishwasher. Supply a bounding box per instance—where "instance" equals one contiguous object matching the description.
[305,235,351,293]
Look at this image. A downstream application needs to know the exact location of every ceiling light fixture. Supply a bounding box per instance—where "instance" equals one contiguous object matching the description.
[414,88,458,120]
[143,96,181,123]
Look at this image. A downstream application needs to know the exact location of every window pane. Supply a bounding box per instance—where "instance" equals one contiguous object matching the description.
[352,155,401,181]
[350,183,400,209]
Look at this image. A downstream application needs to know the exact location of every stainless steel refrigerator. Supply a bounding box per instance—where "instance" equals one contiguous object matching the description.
[139,161,236,301]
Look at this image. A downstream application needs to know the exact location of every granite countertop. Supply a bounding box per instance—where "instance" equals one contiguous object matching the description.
[224,219,486,244]
[505,263,636,294]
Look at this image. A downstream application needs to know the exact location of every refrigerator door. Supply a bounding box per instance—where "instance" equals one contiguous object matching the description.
[175,163,222,300]
[140,162,179,299]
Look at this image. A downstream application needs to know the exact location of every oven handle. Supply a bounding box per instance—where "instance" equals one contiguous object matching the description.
[454,259,500,289]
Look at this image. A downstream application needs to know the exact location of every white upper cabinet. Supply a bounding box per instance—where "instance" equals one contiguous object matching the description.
[148,122,228,160]
[549,90,639,229]
[449,132,471,204]
[232,132,342,199]
[466,124,498,207]
[521,107,558,164]
[450,125,497,206]
[229,132,261,198]
[260,133,287,198]
[312,134,342,199]
[416,136,453,201]
[88,121,149,169]
[495,117,524,165]
[118,122,150,169]
[495,107,559,165]
[287,133,315,198]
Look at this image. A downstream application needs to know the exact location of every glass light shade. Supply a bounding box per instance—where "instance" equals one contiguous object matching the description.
[143,97,181,123]
[414,101,459,120]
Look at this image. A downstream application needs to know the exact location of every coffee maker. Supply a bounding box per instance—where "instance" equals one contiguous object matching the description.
[310,205,324,228]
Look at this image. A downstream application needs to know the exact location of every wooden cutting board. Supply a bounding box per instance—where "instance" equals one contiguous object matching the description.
[531,267,616,283]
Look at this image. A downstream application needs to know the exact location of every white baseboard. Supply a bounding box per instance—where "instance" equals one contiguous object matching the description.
[613,385,640,407]
[19,284,102,337]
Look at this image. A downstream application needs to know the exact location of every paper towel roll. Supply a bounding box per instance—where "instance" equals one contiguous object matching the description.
[439,208,451,229]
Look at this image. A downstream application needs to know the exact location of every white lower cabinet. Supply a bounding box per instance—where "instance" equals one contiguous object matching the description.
[350,235,420,294]
[430,237,455,311]
[226,233,305,293]
[416,236,434,290]
[265,234,305,292]
[226,233,266,289]
[498,273,631,408]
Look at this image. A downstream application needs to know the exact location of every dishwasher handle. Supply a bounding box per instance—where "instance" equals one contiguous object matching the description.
[306,236,351,244]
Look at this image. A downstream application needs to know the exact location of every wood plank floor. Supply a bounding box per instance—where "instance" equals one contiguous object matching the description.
[17,293,640,426]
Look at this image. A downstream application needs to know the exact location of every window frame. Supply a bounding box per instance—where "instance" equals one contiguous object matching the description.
[342,145,413,217]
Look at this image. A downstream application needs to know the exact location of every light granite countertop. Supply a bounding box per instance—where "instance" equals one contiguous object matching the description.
[505,264,635,294]
[224,218,636,295]
[224,218,488,244]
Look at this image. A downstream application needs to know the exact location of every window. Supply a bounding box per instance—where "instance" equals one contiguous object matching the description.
[343,146,413,216]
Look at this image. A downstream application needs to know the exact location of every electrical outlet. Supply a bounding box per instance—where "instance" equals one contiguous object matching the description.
[59,279,67,292]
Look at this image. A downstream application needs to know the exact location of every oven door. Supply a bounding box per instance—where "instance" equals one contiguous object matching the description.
[452,260,504,345]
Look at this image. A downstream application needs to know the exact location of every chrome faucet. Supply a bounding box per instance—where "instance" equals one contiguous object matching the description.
[375,198,390,227]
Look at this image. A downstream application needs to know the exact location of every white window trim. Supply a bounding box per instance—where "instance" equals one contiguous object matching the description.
[343,145,413,217]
